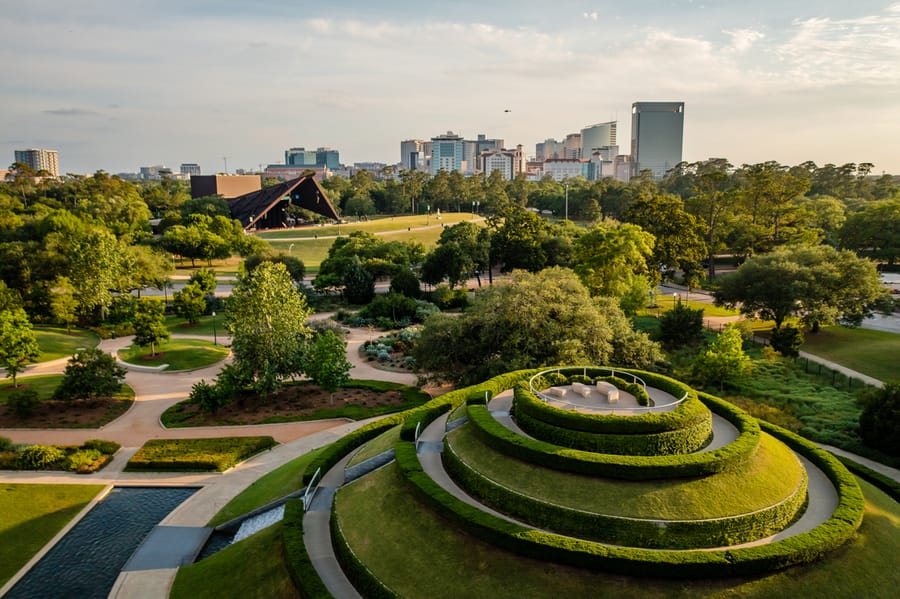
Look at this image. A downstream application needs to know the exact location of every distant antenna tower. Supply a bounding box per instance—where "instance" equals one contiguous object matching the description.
[222,156,231,174]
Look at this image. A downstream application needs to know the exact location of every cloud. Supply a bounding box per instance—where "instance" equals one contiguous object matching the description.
[723,28,764,52]
[42,108,102,117]
[583,11,599,21]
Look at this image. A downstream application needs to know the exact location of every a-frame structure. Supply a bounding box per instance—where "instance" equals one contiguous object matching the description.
[227,175,340,230]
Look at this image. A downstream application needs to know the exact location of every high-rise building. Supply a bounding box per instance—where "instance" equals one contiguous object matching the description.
[563,133,582,160]
[316,147,340,171]
[180,163,201,176]
[284,147,340,170]
[480,145,525,181]
[430,131,464,174]
[581,122,617,158]
[536,138,565,161]
[400,139,425,171]
[631,102,684,179]
[14,148,59,177]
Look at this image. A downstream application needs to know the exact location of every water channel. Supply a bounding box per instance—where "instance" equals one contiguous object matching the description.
[7,486,196,599]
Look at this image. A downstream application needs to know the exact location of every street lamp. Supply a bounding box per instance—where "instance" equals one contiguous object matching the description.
[672,293,678,309]
[211,311,217,346]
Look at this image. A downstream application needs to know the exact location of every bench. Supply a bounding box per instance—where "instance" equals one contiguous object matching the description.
[571,382,592,398]
[547,387,567,398]
[596,381,620,403]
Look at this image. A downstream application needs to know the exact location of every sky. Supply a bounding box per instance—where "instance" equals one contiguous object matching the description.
[2,1,899,176]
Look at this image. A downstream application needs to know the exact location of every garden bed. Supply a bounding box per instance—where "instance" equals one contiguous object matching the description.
[125,436,277,472]
[0,438,121,473]
[0,378,134,428]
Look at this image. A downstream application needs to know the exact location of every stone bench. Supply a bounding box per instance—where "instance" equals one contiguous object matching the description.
[571,382,592,398]
[547,387,567,398]
[596,381,620,403]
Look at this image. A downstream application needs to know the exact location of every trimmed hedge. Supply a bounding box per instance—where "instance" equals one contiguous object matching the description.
[125,436,276,472]
[467,394,760,480]
[395,423,864,578]
[835,456,900,503]
[442,437,808,549]
[331,495,398,598]
[521,369,704,435]
[281,499,331,599]
[302,368,544,485]
[515,385,712,456]
[398,403,451,442]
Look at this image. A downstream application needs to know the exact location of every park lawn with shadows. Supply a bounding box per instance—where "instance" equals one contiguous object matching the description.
[446,425,803,519]
[125,437,276,472]
[335,463,900,598]
[0,376,133,428]
[33,327,100,362]
[208,445,327,527]
[0,483,104,586]
[798,325,899,383]
[164,314,224,337]
[118,338,229,371]
[171,523,299,599]
[347,424,401,468]
[161,380,429,428]
[254,212,476,239]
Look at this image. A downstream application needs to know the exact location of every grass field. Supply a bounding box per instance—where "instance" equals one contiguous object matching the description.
[33,327,99,362]
[0,374,63,400]
[170,523,299,599]
[0,484,104,586]
[254,213,480,239]
[118,338,229,371]
[334,463,900,598]
[347,424,401,467]
[207,446,326,527]
[447,425,803,519]
[165,314,224,337]
[799,325,899,383]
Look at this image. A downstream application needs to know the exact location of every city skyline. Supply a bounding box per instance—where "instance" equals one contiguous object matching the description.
[2,1,899,175]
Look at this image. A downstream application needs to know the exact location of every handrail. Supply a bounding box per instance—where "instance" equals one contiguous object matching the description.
[302,467,322,511]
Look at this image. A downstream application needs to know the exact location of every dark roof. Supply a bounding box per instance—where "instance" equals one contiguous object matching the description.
[227,175,339,229]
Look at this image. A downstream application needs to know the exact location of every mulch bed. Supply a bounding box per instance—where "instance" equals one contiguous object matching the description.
[165,382,410,426]
[0,397,133,428]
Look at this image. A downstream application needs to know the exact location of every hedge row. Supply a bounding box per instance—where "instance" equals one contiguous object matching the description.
[514,386,713,456]
[399,403,451,441]
[835,456,900,503]
[395,422,863,578]
[517,370,707,435]
[442,438,808,549]
[330,498,398,598]
[125,436,275,472]
[467,395,759,480]
[302,368,544,485]
[281,499,331,599]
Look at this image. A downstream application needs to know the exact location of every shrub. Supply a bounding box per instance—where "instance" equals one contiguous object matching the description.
[190,380,232,414]
[358,293,419,323]
[66,448,102,472]
[7,390,40,418]
[126,437,277,472]
[54,348,126,400]
[857,382,900,456]
[282,500,332,598]
[389,268,421,299]
[83,439,121,455]
[769,325,803,358]
[659,301,704,347]
[0,436,13,451]
[426,284,468,310]
[18,444,65,469]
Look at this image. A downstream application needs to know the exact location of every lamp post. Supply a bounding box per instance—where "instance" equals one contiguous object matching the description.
[211,311,217,346]
[672,292,678,310]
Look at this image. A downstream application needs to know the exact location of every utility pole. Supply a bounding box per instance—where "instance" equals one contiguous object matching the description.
[222,156,230,174]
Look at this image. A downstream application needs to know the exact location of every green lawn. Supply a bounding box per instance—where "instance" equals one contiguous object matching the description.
[641,299,741,318]
[118,338,229,371]
[171,523,299,599]
[347,424,401,467]
[0,374,63,399]
[208,446,326,527]
[164,314,226,338]
[334,464,900,598]
[254,212,479,239]
[0,484,104,586]
[799,325,900,383]
[447,425,804,519]
[33,327,99,362]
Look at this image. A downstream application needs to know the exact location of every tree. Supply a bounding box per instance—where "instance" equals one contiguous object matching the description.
[50,276,78,333]
[173,282,206,324]
[714,245,887,331]
[572,220,655,311]
[133,300,170,357]
[225,262,312,396]
[624,193,707,282]
[188,267,217,296]
[411,267,661,385]
[658,300,705,347]
[342,256,375,305]
[0,308,40,387]
[692,324,751,390]
[244,253,305,285]
[390,268,421,298]
[858,383,900,456]
[681,159,739,280]
[57,227,126,319]
[490,207,549,272]
[839,199,900,266]
[54,348,126,400]
[303,330,352,404]
[769,325,803,358]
